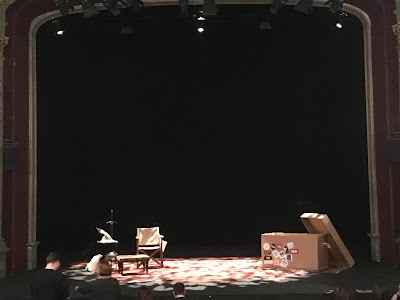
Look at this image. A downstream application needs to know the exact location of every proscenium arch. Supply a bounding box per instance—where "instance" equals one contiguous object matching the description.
[27,0,378,269]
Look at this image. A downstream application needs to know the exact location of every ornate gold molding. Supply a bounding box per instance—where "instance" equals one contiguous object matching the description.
[393,22,400,44]
[0,34,8,55]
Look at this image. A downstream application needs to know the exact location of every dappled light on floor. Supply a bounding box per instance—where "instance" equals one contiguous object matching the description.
[67,257,311,291]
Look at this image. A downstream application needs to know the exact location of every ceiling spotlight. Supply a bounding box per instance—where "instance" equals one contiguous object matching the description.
[294,0,314,14]
[102,0,120,16]
[269,0,288,15]
[335,11,346,28]
[325,0,344,14]
[52,19,65,36]
[203,0,217,16]
[54,0,74,16]
[197,16,205,21]
[179,0,190,18]
[81,0,100,19]
[197,27,204,33]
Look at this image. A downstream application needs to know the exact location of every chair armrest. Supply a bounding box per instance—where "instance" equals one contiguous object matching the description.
[160,235,164,239]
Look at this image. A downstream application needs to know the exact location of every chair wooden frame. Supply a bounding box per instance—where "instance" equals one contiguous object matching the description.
[136,227,164,267]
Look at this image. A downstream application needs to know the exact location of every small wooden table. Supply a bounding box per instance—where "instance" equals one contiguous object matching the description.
[116,254,150,275]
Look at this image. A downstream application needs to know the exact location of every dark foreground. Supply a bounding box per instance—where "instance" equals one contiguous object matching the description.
[1,255,400,300]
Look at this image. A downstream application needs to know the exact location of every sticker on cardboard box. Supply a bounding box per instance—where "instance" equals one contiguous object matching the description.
[290,249,299,254]
[264,250,272,256]
[270,244,276,250]
[264,260,274,265]
[273,259,280,265]
[286,242,295,250]
[280,260,288,268]
[272,250,280,258]
[279,251,286,258]
[263,243,270,251]
[287,254,293,261]
[277,244,283,251]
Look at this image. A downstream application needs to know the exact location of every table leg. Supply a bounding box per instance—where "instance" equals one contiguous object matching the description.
[118,261,124,275]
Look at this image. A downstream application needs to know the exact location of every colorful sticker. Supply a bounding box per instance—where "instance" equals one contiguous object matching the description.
[264,260,273,265]
[290,249,299,254]
[263,243,270,251]
[270,244,276,250]
[264,256,273,261]
[287,254,293,261]
[277,244,283,250]
[287,242,295,250]
[273,259,280,265]
[284,246,289,254]
[265,250,272,255]
[280,260,288,268]
[272,250,280,258]
[279,251,286,258]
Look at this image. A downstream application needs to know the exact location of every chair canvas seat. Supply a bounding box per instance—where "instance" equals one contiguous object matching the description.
[138,245,160,250]
[136,227,166,267]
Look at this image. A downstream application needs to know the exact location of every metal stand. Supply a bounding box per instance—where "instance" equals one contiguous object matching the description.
[106,209,118,239]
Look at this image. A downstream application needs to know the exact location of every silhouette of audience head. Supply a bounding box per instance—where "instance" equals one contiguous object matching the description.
[138,286,153,300]
[330,288,349,300]
[372,282,386,300]
[45,252,62,270]
[173,282,185,298]
[96,259,112,276]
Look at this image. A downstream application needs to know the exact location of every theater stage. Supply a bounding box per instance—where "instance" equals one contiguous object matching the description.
[1,255,400,300]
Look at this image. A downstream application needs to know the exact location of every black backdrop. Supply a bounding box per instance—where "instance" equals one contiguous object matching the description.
[36,5,368,262]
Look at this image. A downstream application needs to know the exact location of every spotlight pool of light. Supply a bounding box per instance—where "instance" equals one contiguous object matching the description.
[336,22,343,29]
[197,16,205,21]
[56,30,64,35]
[198,27,204,33]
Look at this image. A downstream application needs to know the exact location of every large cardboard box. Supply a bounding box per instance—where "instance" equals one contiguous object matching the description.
[300,213,355,270]
[261,233,328,270]
[261,213,355,271]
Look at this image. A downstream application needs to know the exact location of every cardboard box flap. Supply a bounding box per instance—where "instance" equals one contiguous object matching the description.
[300,213,355,269]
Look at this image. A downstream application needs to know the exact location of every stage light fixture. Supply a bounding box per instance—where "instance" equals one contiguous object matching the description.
[294,0,314,14]
[52,19,65,36]
[81,0,100,19]
[179,0,190,17]
[335,11,346,28]
[269,0,288,15]
[102,0,121,16]
[203,0,217,16]
[325,0,344,14]
[54,0,74,16]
